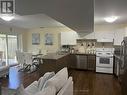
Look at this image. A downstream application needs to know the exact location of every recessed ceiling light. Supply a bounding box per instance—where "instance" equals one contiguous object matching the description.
[104,16,118,23]
[0,14,15,21]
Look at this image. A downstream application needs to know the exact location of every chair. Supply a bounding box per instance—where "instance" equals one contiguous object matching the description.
[0,52,9,77]
[16,50,25,71]
[23,52,39,72]
[16,51,39,72]
[32,54,43,67]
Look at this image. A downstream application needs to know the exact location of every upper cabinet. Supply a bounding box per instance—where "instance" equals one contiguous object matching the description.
[114,29,125,45]
[60,27,127,46]
[94,29,126,45]
[95,31,114,42]
[61,31,78,45]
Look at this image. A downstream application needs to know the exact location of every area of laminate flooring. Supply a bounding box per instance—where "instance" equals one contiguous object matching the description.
[1,67,121,95]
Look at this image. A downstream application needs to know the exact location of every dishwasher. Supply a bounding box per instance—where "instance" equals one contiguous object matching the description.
[76,55,87,69]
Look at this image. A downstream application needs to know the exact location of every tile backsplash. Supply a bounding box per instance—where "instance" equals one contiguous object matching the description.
[96,42,114,48]
[71,39,96,54]
[71,39,114,54]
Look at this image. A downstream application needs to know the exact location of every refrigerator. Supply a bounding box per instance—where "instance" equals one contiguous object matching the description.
[120,37,127,95]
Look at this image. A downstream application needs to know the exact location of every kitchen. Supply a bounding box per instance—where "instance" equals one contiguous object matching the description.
[36,26,126,95]
[43,27,124,73]
[37,25,125,73]
[0,0,127,95]
[20,0,127,94]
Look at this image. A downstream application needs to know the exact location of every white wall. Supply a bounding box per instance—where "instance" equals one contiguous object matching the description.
[0,25,27,34]
[0,25,28,51]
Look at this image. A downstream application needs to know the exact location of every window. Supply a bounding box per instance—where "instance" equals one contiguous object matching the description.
[0,34,19,66]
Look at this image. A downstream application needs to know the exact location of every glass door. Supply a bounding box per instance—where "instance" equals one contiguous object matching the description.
[0,34,7,66]
[7,35,18,65]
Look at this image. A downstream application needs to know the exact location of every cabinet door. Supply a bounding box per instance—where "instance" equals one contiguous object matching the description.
[114,29,125,45]
[87,55,96,70]
[69,54,77,69]
[76,55,87,69]
[95,31,114,42]
[61,32,77,45]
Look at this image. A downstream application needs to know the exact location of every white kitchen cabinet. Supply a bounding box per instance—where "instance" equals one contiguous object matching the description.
[114,29,125,45]
[61,31,78,45]
[94,29,125,45]
[95,31,114,42]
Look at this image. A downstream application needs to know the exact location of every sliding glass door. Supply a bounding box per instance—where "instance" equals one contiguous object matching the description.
[0,34,7,65]
[0,34,18,66]
[7,35,18,65]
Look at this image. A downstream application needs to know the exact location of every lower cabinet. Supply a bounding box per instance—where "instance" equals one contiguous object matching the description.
[69,54,77,69]
[87,55,96,70]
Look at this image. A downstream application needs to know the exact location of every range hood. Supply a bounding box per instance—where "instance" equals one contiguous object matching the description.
[97,38,114,42]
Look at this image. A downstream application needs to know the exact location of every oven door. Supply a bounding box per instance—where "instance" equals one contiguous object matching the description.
[96,56,113,68]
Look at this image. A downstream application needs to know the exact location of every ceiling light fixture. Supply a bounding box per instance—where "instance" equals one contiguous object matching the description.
[0,14,15,21]
[104,16,118,23]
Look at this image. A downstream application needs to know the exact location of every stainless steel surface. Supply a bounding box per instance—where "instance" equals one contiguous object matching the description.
[120,37,127,95]
[76,55,87,69]
[120,40,125,69]
[114,56,121,77]
[119,37,127,80]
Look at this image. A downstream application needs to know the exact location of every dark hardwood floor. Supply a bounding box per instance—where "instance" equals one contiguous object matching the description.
[0,67,121,95]
[69,69,121,95]
[1,67,40,89]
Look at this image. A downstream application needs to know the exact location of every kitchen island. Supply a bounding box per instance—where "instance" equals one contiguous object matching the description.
[38,53,70,76]
[38,53,96,76]
[42,53,69,60]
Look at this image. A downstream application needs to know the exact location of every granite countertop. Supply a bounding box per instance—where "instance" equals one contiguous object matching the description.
[42,53,69,60]
[71,53,96,55]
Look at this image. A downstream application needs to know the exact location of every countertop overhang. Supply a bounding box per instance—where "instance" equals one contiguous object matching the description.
[42,53,69,60]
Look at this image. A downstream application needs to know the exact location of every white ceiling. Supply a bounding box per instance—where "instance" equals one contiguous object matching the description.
[0,14,65,29]
[1,0,127,32]
[15,0,94,33]
[95,0,127,25]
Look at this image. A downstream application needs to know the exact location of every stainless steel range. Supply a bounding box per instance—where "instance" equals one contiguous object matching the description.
[96,48,114,74]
